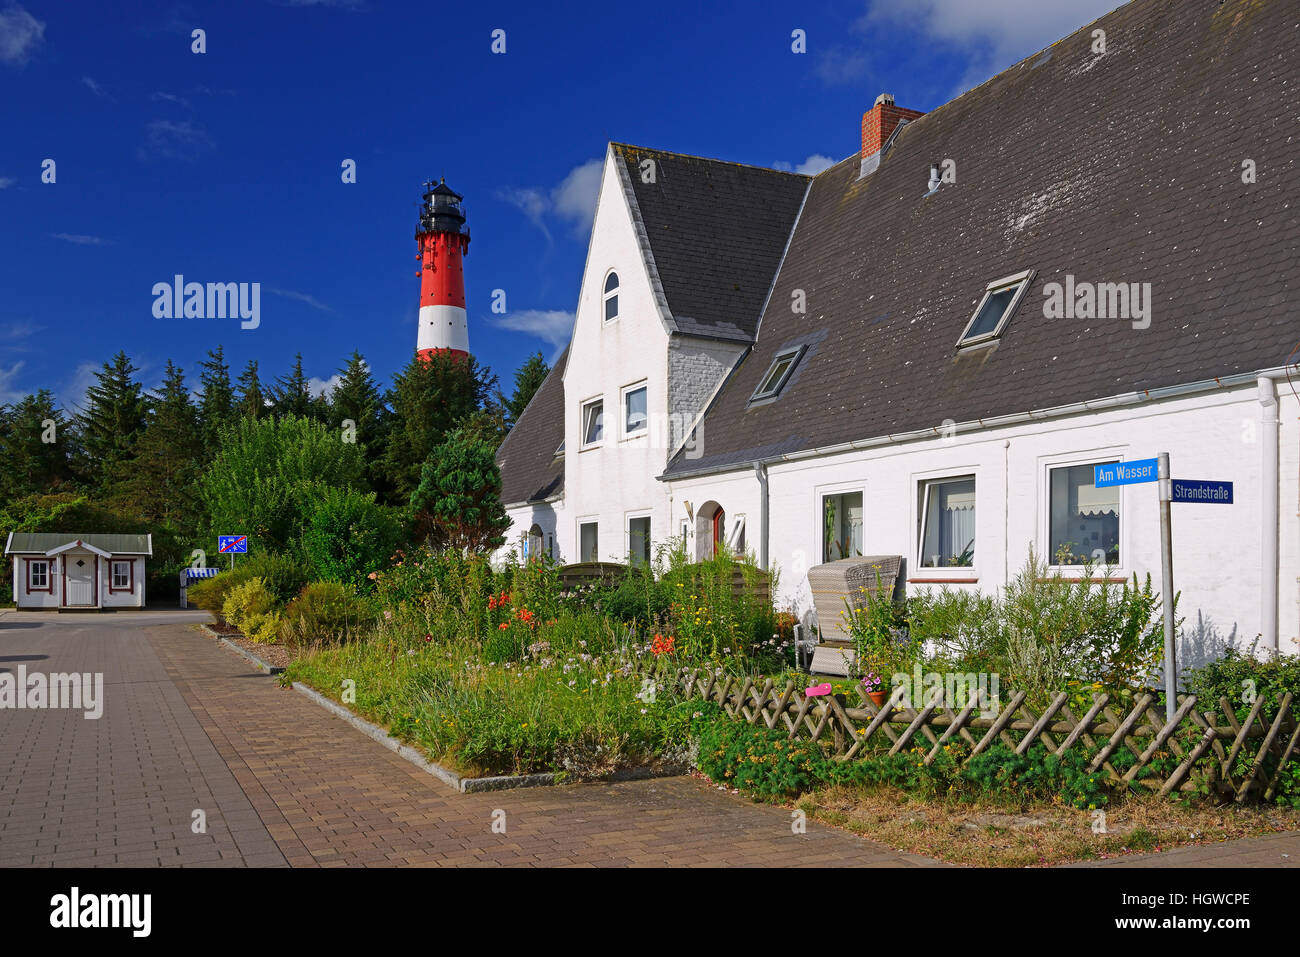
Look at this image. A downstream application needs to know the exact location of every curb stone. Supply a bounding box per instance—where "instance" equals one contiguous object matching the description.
[291,681,465,791]
[198,622,286,675]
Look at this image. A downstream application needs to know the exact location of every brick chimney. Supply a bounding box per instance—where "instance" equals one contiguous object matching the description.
[860,93,924,177]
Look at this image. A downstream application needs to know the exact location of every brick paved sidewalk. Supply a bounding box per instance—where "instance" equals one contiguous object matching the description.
[0,611,287,867]
[151,622,940,867]
[1072,831,1300,868]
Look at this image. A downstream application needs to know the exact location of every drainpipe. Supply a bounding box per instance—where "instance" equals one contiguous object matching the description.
[1259,376,1280,651]
[753,461,769,570]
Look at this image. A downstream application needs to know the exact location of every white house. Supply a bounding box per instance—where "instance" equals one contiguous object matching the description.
[496,0,1300,659]
[4,533,152,610]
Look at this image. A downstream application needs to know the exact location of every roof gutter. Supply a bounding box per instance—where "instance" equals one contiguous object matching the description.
[659,364,1296,482]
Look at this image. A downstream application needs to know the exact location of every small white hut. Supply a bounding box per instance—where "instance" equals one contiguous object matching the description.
[4,533,153,610]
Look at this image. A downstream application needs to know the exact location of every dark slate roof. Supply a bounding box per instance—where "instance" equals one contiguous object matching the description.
[666,0,1300,477]
[496,348,568,506]
[611,143,810,341]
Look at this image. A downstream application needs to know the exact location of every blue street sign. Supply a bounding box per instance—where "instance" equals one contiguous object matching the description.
[218,535,248,554]
[1171,479,1233,504]
[1094,458,1158,488]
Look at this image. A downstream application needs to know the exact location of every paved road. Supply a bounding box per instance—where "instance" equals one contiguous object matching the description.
[0,610,938,867]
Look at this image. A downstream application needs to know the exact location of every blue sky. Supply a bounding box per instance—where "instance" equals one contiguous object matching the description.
[0,0,1117,411]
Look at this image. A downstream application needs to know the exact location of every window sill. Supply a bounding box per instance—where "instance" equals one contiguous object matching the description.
[1038,575,1130,584]
[908,576,978,584]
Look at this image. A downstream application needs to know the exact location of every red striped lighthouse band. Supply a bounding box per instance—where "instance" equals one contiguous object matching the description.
[415,177,471,360]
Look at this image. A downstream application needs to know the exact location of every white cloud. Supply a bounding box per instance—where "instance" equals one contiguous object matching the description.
[307,374,343,399]
[138,119,214,161]
[268,287,334,313]
[81,76,110,99]
[813,48,868,86]
[1,320,38,341]
[491,309,575,349]
[51,232,109,245]
[774,154,837,176]
[498,158,602,241]
[0,360,25,404]
[0,176,14,189]
[151,91,192,109]
[863,0,1118,92]
[62,361,99,414]
[0,4,44,67]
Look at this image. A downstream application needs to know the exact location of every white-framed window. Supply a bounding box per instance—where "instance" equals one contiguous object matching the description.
[918,476,976,568]
[822,491,864,562]
[750,345,805,403]
[1048,460,1121,566]
[580,398,604,448]
[956,269,1035,348]
[111,560,132,590]
[28,559,50,592]
[603,271,619,321]
[627,515,651,566]
[622,382,648,437]
[579,521,599,562]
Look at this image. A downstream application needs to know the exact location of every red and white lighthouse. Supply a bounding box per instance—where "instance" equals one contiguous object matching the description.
[415,178,471,360]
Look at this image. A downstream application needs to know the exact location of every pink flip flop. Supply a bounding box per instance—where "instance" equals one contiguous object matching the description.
[805,682,832,697]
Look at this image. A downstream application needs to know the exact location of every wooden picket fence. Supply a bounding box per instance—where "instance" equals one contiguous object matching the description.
[632,656,1300,801]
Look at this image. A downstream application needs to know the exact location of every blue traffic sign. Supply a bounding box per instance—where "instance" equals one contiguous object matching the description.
[1094,459,1158,488]
[218,535,248,554]
[1171,480,1233,504]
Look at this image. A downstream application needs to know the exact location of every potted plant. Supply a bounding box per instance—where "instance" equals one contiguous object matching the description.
[860,669,887,708]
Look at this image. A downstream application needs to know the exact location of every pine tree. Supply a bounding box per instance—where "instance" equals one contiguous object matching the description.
[235,359,267,419]
[271,353,317,420]
[119,361,203,528]
[328,351,388,491]
[0,390,73,501]
[381,351,496,503]
[503,352,549,429]
[197,346,236,449]
[75,351,148,489]
[408,427,510,553]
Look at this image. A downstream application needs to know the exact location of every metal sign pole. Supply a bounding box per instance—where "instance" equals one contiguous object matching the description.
[1157,452,1177,723]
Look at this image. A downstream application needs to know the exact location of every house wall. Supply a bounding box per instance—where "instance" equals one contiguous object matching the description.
[11,556,59,610]
[553,148,676,564]
[668,382,1300,657]
[667,335,747,452]
[102,556,145,608]
[501,501,565,565]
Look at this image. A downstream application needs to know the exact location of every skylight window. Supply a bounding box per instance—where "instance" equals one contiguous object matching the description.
[956,269,1035,348]
[750,346,806,403]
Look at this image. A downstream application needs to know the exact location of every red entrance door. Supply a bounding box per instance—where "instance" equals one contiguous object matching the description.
[711,508,726,556]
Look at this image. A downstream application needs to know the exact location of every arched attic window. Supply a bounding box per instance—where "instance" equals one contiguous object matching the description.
[603,271,619,321]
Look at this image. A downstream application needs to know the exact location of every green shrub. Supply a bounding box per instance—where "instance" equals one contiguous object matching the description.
[299,486,402,588]
[233,552,310,606]
[280,581,373,648]
[962,743,1111,810]
[1185,644,1300,714]
[696,716,831,800]
[187,571,247,622]
[1184,645,1300,806]
[222,577,282,643]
